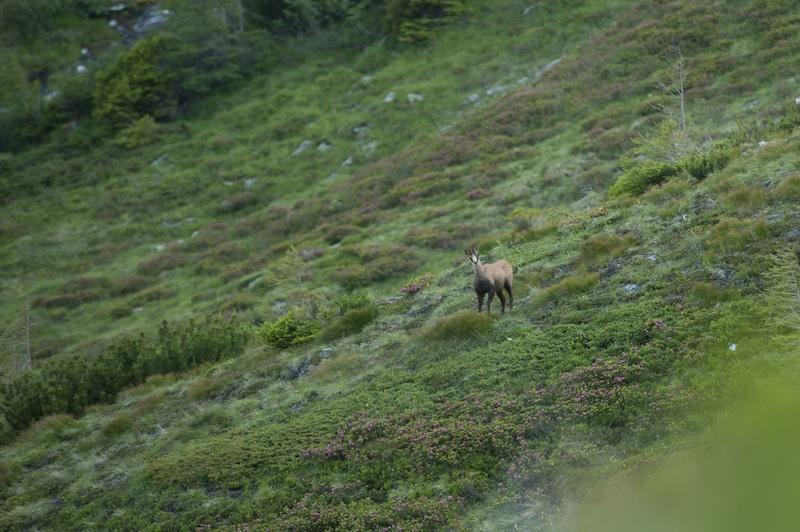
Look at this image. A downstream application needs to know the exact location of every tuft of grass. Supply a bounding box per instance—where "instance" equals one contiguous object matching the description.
[186,377,228,401]
[722,185,768,212]
[422,310,493,341]
[102,413,133,438]
[577,233,636,269]
[319,305,379,341]
[773,174,800,202]
[536,272,600,304]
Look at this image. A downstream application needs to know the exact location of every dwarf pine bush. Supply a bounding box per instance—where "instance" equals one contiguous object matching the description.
[0,315,247,434]
[260,310,319,348]
[609,161,681,197]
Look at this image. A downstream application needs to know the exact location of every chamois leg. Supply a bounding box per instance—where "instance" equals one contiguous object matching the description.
[486,291,495,314]
[497,290,506,314]
[505,282,513,312]
[477,292,485,313]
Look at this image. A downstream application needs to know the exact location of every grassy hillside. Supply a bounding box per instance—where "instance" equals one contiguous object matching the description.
[2,0,800,529]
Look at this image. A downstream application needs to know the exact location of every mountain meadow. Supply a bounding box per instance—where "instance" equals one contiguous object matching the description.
[2,0,800,529]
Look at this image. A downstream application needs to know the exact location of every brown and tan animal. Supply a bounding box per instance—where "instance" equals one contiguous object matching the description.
[465,246,513,314]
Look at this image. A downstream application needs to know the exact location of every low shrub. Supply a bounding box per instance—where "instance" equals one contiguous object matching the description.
[110,275,153,296]
[137,253,187,275]
[320,305,379,341]
[386,0,470,43]
[401,274,432,296]
[114,115,161,149]
[422,310,492,341]
[680,143,734,179]
[536,273,600,304]
[94,36,177,127]
[609,161,680,197]
[110,306,133,319]
[260,310,319,348]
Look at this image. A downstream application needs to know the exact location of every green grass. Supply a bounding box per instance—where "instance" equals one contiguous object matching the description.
[2,0,800,529]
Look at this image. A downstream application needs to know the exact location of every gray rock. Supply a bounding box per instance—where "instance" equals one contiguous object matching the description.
[191,230,200,239]
[406,92,424,103]
[134,7,172,33]
[383,91,396,103]
[75,65,88,75]
[43,90,60,102]
[319,347,336,359]
[341,156,355,167]
[361,75,373,83]
[622,283,640,294]
[467,93,480,103]
[317,141,332,152]
[247,277,263,290]
[486,84,509,97]
[282,356,313,380]
[292,140,313,156]
[244,178,257,189]
[109,3,126,12]
[151,154,168,166]
[743,99,760,110]
[272,301,288,312]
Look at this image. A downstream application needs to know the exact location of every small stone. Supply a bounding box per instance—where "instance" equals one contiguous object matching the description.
[352,123,370,137]
[341,156,355,167]
[729,343,737,351]
[362,141,379,155]
[75,64,88,75]
[80,48,90,57]
[383,91,396,103]
[292,140,313,156]
[191,231,200,239]
[133,307,144,313]
[223,180,234,186]
[244,178,257,189]
[795,97,800,106]
[151,154,167,166]
[317,141,332,152]
[247,277,263,290]
[406,93,424,104]
[153,244,166,252]
[109,19,118,28]
[361,75,373,84]
[646,254,657,261]
[109,3,126,11]
[319,347,336,359]
[43,90,60,102]
[467,93,480,103]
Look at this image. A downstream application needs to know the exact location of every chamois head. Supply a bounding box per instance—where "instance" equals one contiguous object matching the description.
[465,246,480,266]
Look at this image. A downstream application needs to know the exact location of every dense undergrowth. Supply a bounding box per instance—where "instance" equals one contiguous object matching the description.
[2,0,800,529]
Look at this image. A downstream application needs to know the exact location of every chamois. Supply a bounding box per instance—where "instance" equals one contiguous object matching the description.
[465,247,513,314]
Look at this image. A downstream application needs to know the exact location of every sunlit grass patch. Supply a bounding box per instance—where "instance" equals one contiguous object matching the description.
[422,310,493,341]
[536,272,600,305]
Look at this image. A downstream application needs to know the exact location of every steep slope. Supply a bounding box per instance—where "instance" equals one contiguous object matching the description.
[2,0,800,530]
